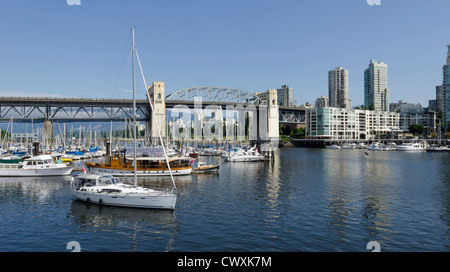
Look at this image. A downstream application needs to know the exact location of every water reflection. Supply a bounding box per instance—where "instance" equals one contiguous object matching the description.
[68,200,178,252]
[0,176,72,204]
[321,150,396,250]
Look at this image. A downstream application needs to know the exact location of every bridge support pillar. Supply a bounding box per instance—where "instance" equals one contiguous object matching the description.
[267,89,279,140]
[44,119,53,147]
[147,81,166,145]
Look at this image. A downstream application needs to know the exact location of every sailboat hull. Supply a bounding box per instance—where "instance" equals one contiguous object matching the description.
[71,190,177,209]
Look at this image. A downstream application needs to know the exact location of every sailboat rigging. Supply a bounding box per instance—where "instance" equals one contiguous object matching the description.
[71,28,178,209]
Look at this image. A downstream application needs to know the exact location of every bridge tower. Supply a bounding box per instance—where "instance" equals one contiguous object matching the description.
[147,81,166,144]
[267,89,279,140]
[44,119,53,146]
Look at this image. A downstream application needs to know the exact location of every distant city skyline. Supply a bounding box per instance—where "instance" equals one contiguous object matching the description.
[0,1,449,108]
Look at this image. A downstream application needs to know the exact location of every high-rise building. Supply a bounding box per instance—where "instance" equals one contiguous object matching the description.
[277,85,295,107]
[328,67,351,109]
[436,85,445,114]
[364,60,389,111]
[444,45,450,128]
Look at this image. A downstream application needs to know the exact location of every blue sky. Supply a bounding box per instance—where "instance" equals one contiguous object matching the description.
[0,0,449,107]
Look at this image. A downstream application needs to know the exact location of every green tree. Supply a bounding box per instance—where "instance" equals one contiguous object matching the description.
[408,124,425,135]
[290,127,305,139]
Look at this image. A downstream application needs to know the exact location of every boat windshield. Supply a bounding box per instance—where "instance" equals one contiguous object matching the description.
[98,176,120,186]
[77,178,97,187]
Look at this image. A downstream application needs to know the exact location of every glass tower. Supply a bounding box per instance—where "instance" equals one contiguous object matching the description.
[444,45,450,129]
[364,60,389,111]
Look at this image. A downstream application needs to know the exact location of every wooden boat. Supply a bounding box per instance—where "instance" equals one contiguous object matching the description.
[192,162,219,173]
[85,154,192,177]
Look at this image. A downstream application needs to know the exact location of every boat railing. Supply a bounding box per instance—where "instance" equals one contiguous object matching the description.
[0,164,22,169]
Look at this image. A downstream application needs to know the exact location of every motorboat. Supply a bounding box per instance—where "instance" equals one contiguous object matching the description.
[0,154,73,177]
[426,145,450,152]
[70,173,176,209]
[355,143,368,149]
[325,144,341,150]
[341,143,356,149]
[192,161,220,173]
[225,145,265,162]
[397,142,425,152]
[367,144,382,151]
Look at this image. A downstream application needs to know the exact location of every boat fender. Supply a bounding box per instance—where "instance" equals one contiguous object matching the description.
[99,199,103,206]
[86,197,90,203]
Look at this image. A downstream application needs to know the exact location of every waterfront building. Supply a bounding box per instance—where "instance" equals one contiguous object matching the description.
[328,67,351,109]
[399,111,436,136]
[364,60,389,111]
[306,107,436,140]
[306,107,399,140]
[277,85,295,107]
[315,96,329,108]
[11,132,38,143]
[444,45,450,128]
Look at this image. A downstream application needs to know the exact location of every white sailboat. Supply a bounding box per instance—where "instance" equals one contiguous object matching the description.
[71,28,177,209]
[426,120,449,152]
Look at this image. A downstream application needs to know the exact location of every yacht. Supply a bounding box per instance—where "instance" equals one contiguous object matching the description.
[426,145,450,152]
[192,161,220,173]
[0,154,73,177]
[71,174,176,209]
[225,145,265,162]
[325,144,341,150]
[397,142,425,152]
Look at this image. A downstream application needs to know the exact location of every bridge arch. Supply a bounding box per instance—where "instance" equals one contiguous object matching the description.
[165,86,262,104]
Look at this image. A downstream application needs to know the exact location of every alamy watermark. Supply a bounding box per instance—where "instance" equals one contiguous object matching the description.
[367,0,381,5]
[67,0,81,5]
[168,98,279,152]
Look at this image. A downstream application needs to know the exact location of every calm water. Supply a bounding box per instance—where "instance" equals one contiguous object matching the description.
[0,148,449,252]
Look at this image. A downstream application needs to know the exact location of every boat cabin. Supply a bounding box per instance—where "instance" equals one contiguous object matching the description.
[73,174,121,190]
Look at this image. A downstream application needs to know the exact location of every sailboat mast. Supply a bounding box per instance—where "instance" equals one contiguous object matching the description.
[132,27,138,187]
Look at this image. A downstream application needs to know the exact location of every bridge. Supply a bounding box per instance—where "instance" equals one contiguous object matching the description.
[0,82,305,142]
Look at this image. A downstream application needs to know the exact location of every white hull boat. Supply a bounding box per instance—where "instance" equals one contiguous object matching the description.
[0,155,73,177]
[225,145,265,162]
[397,142,425,151]
[70,29,178,210]
[426,145,450,152]
[71,174,176,209]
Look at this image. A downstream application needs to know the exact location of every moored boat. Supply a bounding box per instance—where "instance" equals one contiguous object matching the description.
[397,142,425,152]
[426,145,450,152]
[71,173,176,209]
[0,154,73,177]
[85,153,192,176]
[192,161,219,173]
